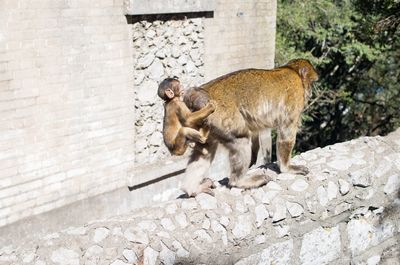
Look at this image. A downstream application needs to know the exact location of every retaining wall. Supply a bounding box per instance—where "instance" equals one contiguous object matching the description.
[2,129,399,264]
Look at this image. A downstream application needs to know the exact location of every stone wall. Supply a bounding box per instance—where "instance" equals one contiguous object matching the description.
[3,130,399,264]
[132,17,206,164]
[0,0,134,227]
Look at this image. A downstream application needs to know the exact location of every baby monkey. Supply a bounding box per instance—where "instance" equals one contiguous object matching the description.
[158,77,216,156]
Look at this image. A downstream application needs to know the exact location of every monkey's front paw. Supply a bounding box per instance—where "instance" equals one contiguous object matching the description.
[207,100,217,112]
[198,136,207,144]
[188,142,196,148]
[289,165,309,175]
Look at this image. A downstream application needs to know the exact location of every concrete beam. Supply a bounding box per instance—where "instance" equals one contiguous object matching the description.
[125,0,216,15]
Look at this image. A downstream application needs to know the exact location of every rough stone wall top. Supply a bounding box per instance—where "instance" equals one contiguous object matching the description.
[2,129,399,264]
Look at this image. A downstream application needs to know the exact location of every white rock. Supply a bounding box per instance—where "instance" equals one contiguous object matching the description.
[171,46,181,58]
[22,253,35,263]
[334,202,352,215]
[327,159,353,171]
[161,218,176,231]
[211,220,228,246]
[51,248,79,265]
[290,179,309,192]
[93,227,109,243]
[367,255,381,265]
[133,71,145,85]
[181,199,197,210]
[165,204,178,214]
[235,240,293,265]
[338,179,350,195]
[185,60,196,75]
[243,194,256,206]
[261,190,279,204]
[232,215,253,239]
[278,173,296,180]
[327,181,338,200]
[145,29,156,39]
[384,175,400,195]
[124,228,149,245]
[149,132,162,147]
[230,188,243,196]
[148,59,164,80]
[137,80,158,103]
[220,216,230,227]
[172,241,189,258]
[317,186,329,206]
[122,249,137,264]
[266,181,283,190]
[286,201,304,217]
[137,53,155,69]
[159,242,176,265]
[143,247,158,265]
[196,193,217,209]
[138,220,157,232]
[272,198,287,222]
[255,235,266,244]
[275,225,290,238]
[373,159,392,178]
[155,48,168,59]
[347,218,373,255]
[235,201,248,213]
[201,218,210,230]
[193,230,212,243]
[85,245,103,257]
[300,226,341,265]
[305,195,319,213]
[175,212,188,228]
[255,204,269,228]
[220,202,233,214]
[189,48,201,61]
[349,168,372,187]
[177,54,188,66]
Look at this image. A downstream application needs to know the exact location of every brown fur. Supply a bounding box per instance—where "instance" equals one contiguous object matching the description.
[182,59,318,196]
[158,78,216,156]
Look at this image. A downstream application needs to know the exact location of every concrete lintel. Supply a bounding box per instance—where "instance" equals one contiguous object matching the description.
[125,0,216,15]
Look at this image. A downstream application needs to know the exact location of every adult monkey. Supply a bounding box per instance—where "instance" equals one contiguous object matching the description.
[182,59,319,196]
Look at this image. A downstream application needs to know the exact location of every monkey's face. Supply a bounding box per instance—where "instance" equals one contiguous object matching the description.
[308,65,319,83]
[172,81,184,98]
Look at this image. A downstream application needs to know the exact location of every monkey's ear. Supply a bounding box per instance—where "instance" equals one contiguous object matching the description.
[299,67,309,79]
[165,88,175,99]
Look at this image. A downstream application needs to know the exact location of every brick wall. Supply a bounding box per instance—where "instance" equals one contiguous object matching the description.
[0,0,134,227]
[204,0,277,79]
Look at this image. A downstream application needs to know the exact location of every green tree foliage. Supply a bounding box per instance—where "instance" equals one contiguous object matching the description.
[276,0,400,152]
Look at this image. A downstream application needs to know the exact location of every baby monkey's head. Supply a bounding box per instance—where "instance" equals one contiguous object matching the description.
[158,77,183,101]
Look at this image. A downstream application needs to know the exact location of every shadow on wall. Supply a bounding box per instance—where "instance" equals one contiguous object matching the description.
[126,11,214,24]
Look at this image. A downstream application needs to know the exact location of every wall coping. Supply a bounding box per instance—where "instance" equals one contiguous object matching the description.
[125,0,216,15]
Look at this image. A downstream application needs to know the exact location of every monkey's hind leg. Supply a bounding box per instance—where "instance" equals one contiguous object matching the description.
[181,141,217,197]
[277,126,309,175]
[225,137,268,189]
